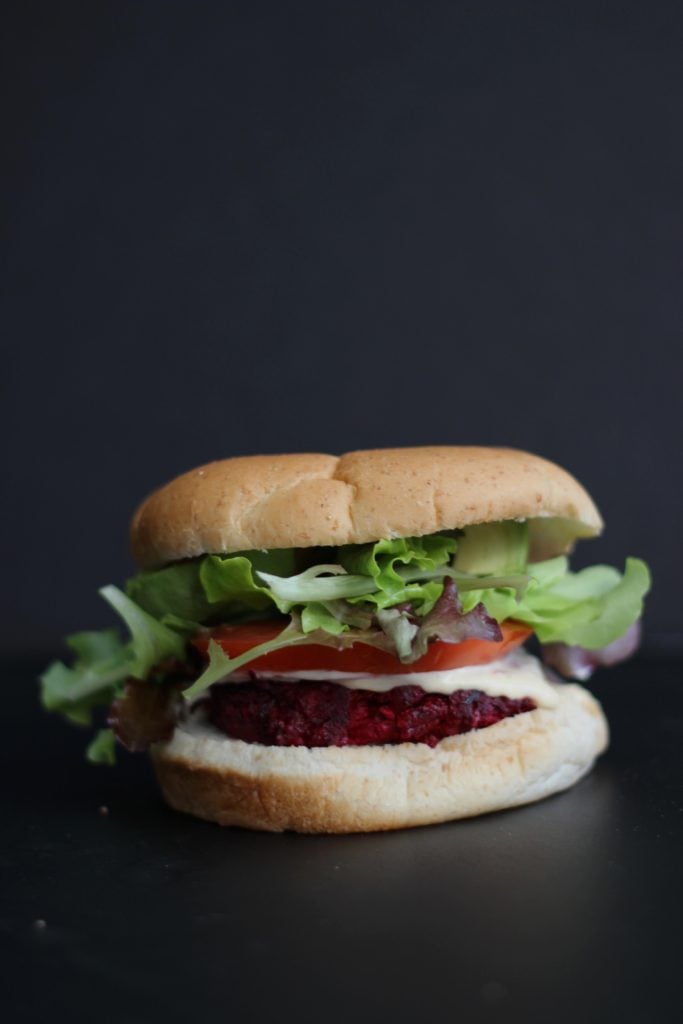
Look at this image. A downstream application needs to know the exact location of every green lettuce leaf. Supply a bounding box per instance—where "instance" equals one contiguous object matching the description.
[123,535,529,629]
[86,728,117,765]
[375,608,419,659]
[253,537,458,616]
[127,562,214,622]
[339,534,456,582]
[182,614,396,702]
[459,557,650,649]
[183,617,333,700]
[40,587,188,737]
[127,550,300,623]
[299,601,349,635]
[40,627,132,724]
[338,535,456,608]
[199,554,279,612]
[527,557,650,647]
[99,586,185,677]
[182,632,301,700]
[256,564,376,605]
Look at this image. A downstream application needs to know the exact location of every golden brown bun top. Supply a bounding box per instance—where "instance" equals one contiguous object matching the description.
[130,446,603,568]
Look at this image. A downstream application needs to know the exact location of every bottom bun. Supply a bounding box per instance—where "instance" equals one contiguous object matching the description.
[150,682,608,833]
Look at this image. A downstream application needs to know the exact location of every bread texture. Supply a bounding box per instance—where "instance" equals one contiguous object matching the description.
[131,447,602,568]
[151,682,608,833]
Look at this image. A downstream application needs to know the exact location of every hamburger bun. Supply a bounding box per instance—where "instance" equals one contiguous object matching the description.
[130,446,602,569]
[135,446,608,833]
[151,681,608,833]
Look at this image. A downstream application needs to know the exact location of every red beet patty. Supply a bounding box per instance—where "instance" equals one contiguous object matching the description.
[206,679,536,748]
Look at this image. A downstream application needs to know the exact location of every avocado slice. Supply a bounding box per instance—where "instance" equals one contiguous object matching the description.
[454,521,529,575]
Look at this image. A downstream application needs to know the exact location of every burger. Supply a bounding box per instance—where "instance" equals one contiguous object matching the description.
[41,447,650,833]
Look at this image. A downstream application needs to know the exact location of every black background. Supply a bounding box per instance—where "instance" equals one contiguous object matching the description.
[2,0,681,656]
[3,6,683,1022]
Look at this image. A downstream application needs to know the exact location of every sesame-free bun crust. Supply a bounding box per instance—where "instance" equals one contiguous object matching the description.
[131,447,602,568]
[151,682,608,833]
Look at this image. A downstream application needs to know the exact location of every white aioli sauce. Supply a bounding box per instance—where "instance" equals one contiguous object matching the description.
[225,648,559,709]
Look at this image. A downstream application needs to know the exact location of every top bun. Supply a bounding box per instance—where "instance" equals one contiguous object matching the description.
[130,447,602,569]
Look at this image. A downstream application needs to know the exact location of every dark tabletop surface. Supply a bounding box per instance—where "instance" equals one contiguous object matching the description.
[3,654,682,1024]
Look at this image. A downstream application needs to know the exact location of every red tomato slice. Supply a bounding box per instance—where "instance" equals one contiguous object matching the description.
[194,619,532,674]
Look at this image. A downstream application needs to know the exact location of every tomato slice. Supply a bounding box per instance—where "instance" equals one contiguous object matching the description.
[194,619,532,674]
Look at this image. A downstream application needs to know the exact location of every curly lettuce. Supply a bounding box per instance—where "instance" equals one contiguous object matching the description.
[40,586,186,758]
[41,527,651,761]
